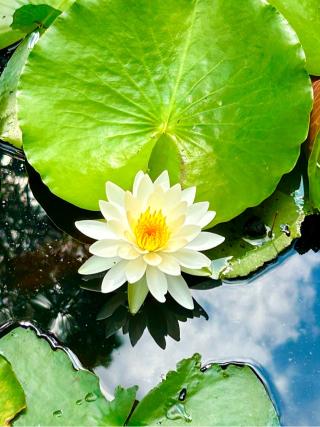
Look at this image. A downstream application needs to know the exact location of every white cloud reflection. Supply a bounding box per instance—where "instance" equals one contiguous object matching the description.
[95,250,320,425]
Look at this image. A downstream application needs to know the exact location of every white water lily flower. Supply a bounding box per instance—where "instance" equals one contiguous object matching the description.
[76,171,224,313]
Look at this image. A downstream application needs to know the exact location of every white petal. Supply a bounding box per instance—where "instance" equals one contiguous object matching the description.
[154,170,170,191]
[167,275,194,309]
[146,266,167,303]
[146,185,166,212]
[164,183,181,207]
[128,276,149,314]
[118,245,140,260]
[166,214,186,231]
[171,224,201,242]
[181,187,196,205]
[133,171,145,197]
[136,174,154,207]
[125,191,142,218]
[199,211,216,228]
[143,252,162,266]
[75,220,115,240]
[165,201,188,225]
[186,232,225,251]
[174,248,211,269]
[99,200,123,221]
[89,239,127,257]
[185,202,209,224]
[163,238,188,253]
[106,181,125,207]
[78,256,120,275]
[107,219,127,239]
[125,257,147,283]
[158,253,181,275]
[101,261,127,293]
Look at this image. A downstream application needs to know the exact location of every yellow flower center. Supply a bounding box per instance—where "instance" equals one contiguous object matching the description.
[134,207,170,251]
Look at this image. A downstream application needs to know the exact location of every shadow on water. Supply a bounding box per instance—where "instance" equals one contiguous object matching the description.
[1,145,320,425]
[25,160,100,242]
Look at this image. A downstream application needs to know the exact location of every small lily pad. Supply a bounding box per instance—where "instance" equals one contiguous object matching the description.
[0,327,137,426]
[0,355,26,426]
[207,165,306,279]
[128,354,279,426]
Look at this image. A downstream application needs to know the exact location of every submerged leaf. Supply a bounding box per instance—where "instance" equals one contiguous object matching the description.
[269,0,320,76]
[0,355,26,426]
[19,0,311,223]
[128,354,279,426]
[0,327,137,426]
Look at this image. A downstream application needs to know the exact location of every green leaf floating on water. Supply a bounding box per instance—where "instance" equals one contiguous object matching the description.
[0,355,26,426]
[0,327,137,426]
[0,0,74,50]
[129,354,279,426]
[207,164,306,279]
[269,0,320,76]
[0,331,279,427]
[0,34,34,148]
[19,0,312,223]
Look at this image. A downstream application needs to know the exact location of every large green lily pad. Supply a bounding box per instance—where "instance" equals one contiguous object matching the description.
[269,0,320,76]
[128,354,279,426]
[0,355,26,426]
[19,0,311,223]
[0,34,33,148]
[207,164,306,279]
[0,327,137,426]
[0,0,74,50]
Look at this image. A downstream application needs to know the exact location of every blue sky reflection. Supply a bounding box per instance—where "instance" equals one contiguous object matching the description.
[96,250,320,426]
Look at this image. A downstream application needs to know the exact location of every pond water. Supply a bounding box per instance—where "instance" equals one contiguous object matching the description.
[1,146,320,426]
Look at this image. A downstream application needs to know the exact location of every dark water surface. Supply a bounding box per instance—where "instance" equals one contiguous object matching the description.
[1,148,320,426]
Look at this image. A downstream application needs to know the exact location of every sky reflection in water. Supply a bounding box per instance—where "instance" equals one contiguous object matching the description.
[97,250,320,426]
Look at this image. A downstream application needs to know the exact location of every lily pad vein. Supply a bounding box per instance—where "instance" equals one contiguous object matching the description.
[167,0,199,121]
